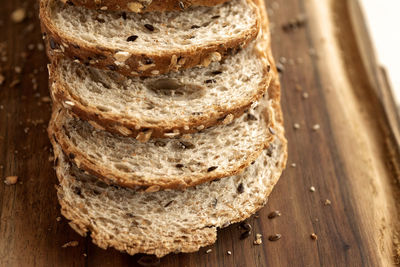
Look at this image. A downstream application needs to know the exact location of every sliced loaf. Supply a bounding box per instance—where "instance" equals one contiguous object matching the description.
[49,39,272,138]
[52,90,287,257]
[49,93,275,190]
[40,0,260,76]
[63,0,230,12]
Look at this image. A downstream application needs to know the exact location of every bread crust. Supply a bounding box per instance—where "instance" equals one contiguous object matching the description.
[64,0,230,12]
[39,0,260,77]
[48,42,273,138]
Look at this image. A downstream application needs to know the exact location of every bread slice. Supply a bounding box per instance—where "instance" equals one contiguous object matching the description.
[63,0,230,12]
[54,133,286,257]
[49,92,275,190]
[49,39,272,138]
[40,0,260,77]
[52,79,287,256]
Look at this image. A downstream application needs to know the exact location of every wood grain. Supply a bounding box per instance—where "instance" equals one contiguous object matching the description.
[0,0,399,266]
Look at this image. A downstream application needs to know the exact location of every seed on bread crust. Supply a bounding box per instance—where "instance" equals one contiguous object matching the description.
[114,51,131,62]
[127,2,143,12]
[145,185,160,192]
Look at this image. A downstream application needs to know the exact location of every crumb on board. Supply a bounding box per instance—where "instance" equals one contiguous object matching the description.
[254,234,262,245]
[310,233,318,240]
[312,124,320,131]
[310,186,316,192]
[4,176,18,185]
[62,241,79,248]
[324,199,331,205]
[11,8,26,23]
[205,248,212,254]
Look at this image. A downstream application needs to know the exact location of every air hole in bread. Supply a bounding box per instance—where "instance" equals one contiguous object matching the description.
[146,78,205,100]
[96,105,111,112]
[114,163,131,173]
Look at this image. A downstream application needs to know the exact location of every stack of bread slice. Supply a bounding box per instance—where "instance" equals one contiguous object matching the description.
[39,0,287,257]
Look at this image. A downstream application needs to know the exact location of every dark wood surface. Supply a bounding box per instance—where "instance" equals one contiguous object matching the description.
[1,0,399,266]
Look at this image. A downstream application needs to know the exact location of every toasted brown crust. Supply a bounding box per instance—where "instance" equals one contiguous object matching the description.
[64,0,230,12]
[39,0,260,77]
[47,43,273,138]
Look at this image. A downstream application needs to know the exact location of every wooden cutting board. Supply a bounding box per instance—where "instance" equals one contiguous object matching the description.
[0,0,399,266]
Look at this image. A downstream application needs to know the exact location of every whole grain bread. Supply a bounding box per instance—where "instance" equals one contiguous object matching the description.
[49,93,275,190]
[49,39,272,138]
[62,0,230,12]
[40,0,260,77]
[52,73,287,256]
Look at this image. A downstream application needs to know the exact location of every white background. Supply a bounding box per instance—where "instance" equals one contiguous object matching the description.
[360,0,400,104]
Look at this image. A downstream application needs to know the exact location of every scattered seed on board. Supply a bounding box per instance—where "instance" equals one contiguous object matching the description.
[310,233,318,240]
[62,241,79,248]
[11,8,26,23]
[279,57,287,64]
[240,230,251,240]
[268,234,282,241]
[227,250,232,255]
[4,176,18,185]
[302,92,309,99]
[276,62,285,73]
[206,249,212,254]
[293,123,300,129]
[268,210,281,219]
[310,186,316,192]
[312,124,320,131]
[240,222,252,231]
[291,163,296,168]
